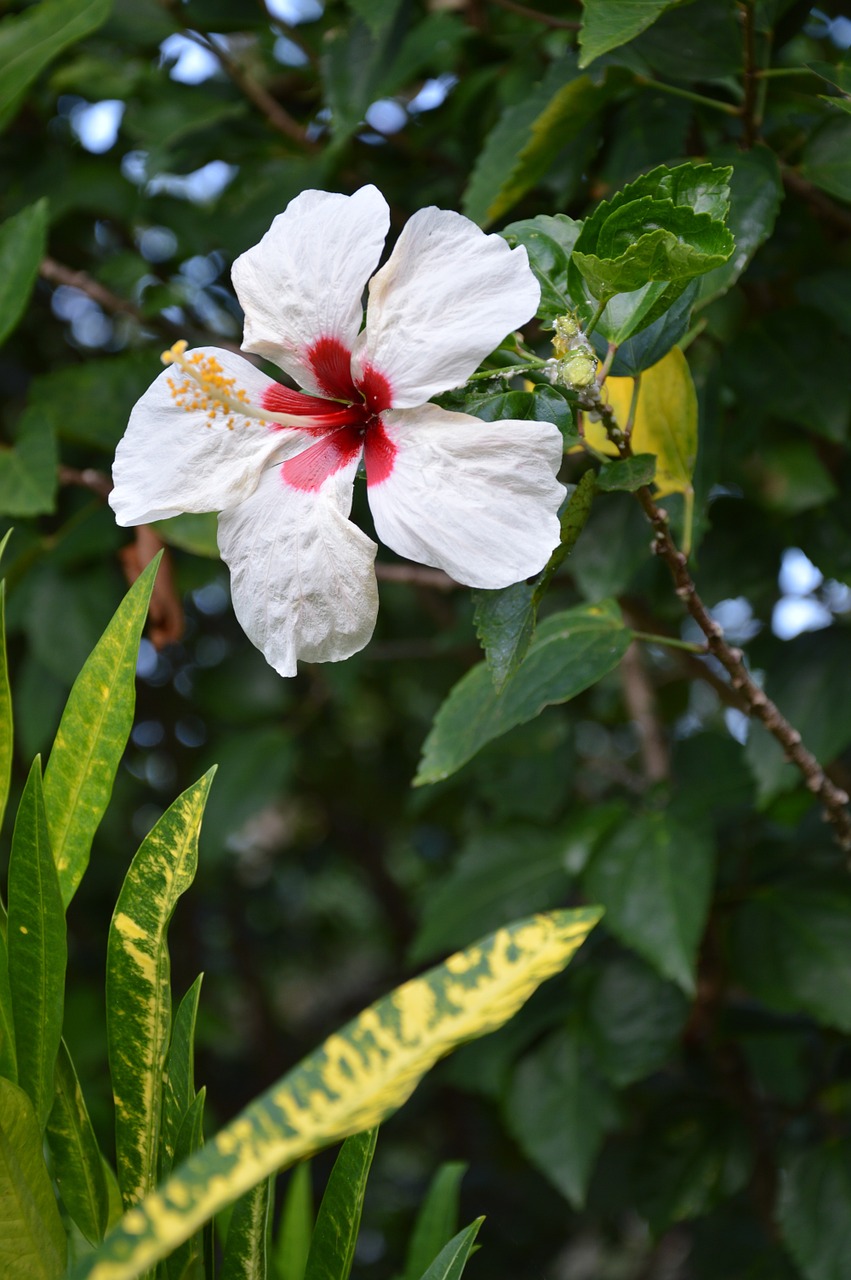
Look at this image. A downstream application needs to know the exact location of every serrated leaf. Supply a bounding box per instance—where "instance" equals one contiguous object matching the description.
[0,0,113,132]
[46,1039,109,1245]
[416,600,630,785]
[464,56,610,227]
[160,975,203,1181]
[697,147,783,306]
[578,0,681,68]
[728,884,851,1033]
[583,810,714,993]
[7,760,66,1130]
[220,1176,273,1280]
[779,1141,851,1280]
[43,554,160,907]
[0,408,58,518]
[597,454,657,491]
[304,1128,377,1280]
[416,1218,483,1280]
[71,908,601,1280]
[107,770,215,1209]
[273,1163,314,1280]
[403,1162,467,1280]
[0,200,48,347]
[505,1027,616,1208]
[0,1076,67,1278]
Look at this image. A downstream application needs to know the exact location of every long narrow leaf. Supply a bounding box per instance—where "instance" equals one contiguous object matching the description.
[304,1128,378,1280]
[44,554,161,907]
[417,1218,483,1280]
[0,1075,67,1278]
[107,770,215,1209]
[165,1089,206,1280]
[0,913,15,1082]
[7,758,66,1129]
[0,580,12,834]
[403,1162,467,1280]
[273,1163,313,1280]
[72,907,602,1280]
[46,1038,109,1246]
[161,975,203,1181]
[219,1175,273,1280]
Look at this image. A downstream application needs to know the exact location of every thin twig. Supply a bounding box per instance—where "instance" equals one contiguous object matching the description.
[620,641,670,783]
[488,0,580,30]
[584,393,851,850]
[58,465,113,499]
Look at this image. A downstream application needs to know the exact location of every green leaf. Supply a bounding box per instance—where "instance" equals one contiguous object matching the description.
[728,884,851,1033]
[150,512,220,559]
[583,810,715,993]
[415,600,631,785]
[0,200,49,347]
[0,408,58,518]
[416,1218,484,1280]
[801,116,851,204]
[472,471,597,691]
[403,1162,467,1280]
[779,1141,851,1280]
[7,759,66,1130]
[0,924,15,1084]
[603,279,699,374]
[220,1176,273,1280]
[160,975,203,1180]
[27,352,162,453]
[696,147,783,307]
[273,1164,314,1280]
[464,56,612,227]
[505,1027,617,1208]
[578,0,681,68]
[808,61,851,96]
[586,953,689,1087]
[0,0,113,132]
[71,908,601,1280]
[46,1038,109,1246]
[569,162,734,310]
[597,454,657,491]
[166,1090,207,1280]
[0,580,12,835]
[0,1076,67,1278]
[304,1128,378,1280]
[346,0,405,36]
[411,826,577,963]
[107,770,215,1209]
[502,214,582,324]
[43,554,160,907]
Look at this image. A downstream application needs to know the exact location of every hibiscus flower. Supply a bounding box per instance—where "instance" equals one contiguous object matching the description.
[110,185,565,676]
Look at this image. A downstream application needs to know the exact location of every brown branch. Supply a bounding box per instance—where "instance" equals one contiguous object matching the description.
[583,394,851,851]
[487,0,580,30]
[119,527,184,649]
[620,640,670,783]
[58,465,113,500]
[374,562,459,591]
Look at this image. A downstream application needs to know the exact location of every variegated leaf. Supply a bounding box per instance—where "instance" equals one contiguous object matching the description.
[46,1038,109,1246]
[107,771,215,1210]
[219,1175,273,1280]
[0,1076,67,1278]
[72,907,602,1280]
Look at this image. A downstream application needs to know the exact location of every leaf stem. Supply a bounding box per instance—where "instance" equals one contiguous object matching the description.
[466,358,549,382]
[585,297,610,340]
[631,631,707,655]
[634,75,740,116]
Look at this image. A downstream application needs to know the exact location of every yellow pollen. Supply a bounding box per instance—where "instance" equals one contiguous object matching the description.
[161,339,253,427]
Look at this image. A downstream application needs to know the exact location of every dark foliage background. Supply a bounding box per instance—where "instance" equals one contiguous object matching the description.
[2,0,851,1276]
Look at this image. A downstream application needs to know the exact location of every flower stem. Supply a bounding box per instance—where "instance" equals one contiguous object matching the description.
[466,358,550,382]
[634,74,741,115]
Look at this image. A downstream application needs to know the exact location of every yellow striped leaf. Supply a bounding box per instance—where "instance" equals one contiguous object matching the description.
[106,771,215,1211]
[44,554,161,908]
[0,1076,67,1278]
[46,1038,109,1246]
[72,907,602,1280]
[219,1175,273,1280]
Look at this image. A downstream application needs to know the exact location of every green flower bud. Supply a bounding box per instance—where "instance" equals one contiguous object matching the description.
[556,349,597,389]
[552,312,582,358]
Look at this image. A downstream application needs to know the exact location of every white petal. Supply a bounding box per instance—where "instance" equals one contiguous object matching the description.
[232,186,389,395]
[218,461,379,677]
[366,406,565,588]
[110,349,313,525]
[354,208,540,408]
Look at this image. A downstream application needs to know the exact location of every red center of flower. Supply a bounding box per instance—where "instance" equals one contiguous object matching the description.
[262,336,397,493]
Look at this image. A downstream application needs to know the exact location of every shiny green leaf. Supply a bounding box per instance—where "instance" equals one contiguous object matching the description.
[107,770,215,1209]
[0,0,112,131]
[304,1128,378,1280]
[403,1162,467,1280]
[0,408,58,518]
[779,1141,851,1280]
[7,759,66,1130]
[72,908,601,1280]
[415,601,631,785]
[161,975,203,1181]
[0,1076,67,1278]
[502,214,581,324]
[0,200,48,347]
[43,554,160,907]
[46,1038,109,1245]
[273,1164,314,1280]
[697,147,783,306]
[596,454,657,491]
[578,0,680,67]
[220,1176,273,1280]
[416,1218,483,1280]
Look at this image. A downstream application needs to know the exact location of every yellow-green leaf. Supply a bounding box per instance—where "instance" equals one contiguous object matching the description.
[219,1176,273,1280]
[0,580,12,838]
[273,1163,314,1280]
[72,908,602,1280]
[107,771,215,1210]
[0,1076,67,1278]
[0,924,15,1083]
[46,1039,109,1245]
[304,1128,378,1280]
[44,554,161,908]
[160,975,203,1181]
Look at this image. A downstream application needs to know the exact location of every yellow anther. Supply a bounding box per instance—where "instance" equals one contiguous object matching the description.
[161,338,256,428]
